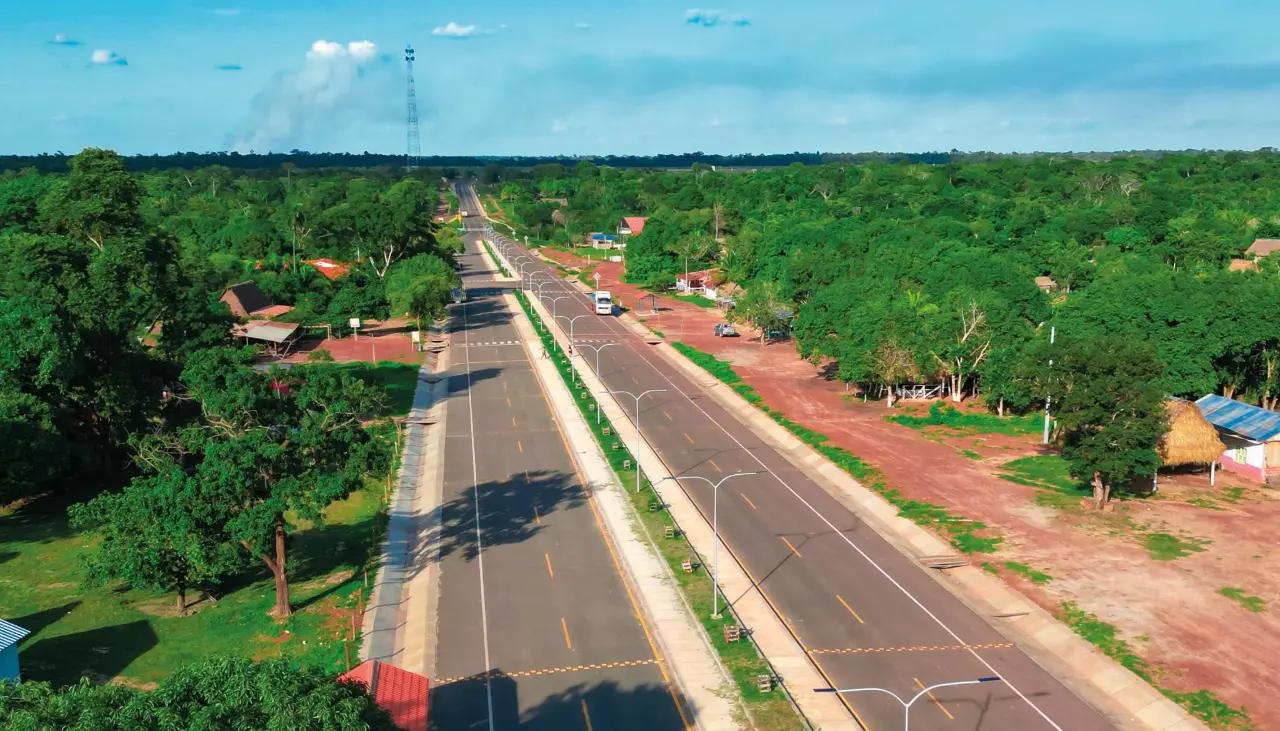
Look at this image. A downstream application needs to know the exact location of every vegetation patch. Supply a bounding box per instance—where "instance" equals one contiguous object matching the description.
[516,294,804,730]
[667,291,718,308]
[482,240,512,278]
[1058,602,1256,730]
[672,342,1001,554]
[999,455,1090,510]
[1002,561,1053,584]
[1218,587,1266,613]
[1143,532,1209,561]
[887,401,1041,436]
[959,449,982,460]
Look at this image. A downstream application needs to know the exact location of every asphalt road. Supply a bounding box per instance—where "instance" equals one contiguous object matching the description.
[428,223,689,731]
[464,183,1119,731]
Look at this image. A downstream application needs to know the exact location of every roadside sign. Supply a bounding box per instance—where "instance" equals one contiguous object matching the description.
[593,272,601,282]
[411,331,421,342]
[349,318,361,329]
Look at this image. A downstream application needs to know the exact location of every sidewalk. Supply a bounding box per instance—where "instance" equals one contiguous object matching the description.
[519,288,856,731]
[504,292,744,731]
[359,340,450,681]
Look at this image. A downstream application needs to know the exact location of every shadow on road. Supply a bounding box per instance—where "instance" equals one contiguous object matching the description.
[425,469,585,565]
[429,671,692,731]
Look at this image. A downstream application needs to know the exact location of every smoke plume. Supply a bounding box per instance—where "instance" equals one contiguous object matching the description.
[231,40,398,153]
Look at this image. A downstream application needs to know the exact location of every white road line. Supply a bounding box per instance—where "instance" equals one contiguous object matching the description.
[499,233,1069,731]
[459,241,496,731]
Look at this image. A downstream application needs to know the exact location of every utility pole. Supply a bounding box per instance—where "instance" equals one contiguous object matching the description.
[1043,326,1055,444]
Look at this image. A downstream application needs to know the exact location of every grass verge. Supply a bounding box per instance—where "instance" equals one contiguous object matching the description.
[1058,602,1256,731]
[515,293,804,731]
[1143,533,1209,561]
[1002,561,1053,584]
[481,239,512,278]
[671,342,1001,555]
[887,401,1041,436]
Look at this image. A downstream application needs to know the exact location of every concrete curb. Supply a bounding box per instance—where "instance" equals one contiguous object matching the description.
[359,342,450,674]
[518,288,855,731]
[621,321,1208,731]
[504,292,744,731]
[476,238,514,281]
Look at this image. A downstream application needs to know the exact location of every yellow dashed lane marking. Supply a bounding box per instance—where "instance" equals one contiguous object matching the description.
[810,642,1014,655]
[709,459,722,473]
[836,594,864,624]
[433,659,659,685]
[545,553,554,579]
[741,493,756,509]
[780,536,803,558]
[562,617,574,651]
[582,700,595,731]
[916,677,956,720]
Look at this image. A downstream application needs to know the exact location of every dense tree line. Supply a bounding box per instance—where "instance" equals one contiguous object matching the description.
[487,153,1280,503]
[0,149,458,504]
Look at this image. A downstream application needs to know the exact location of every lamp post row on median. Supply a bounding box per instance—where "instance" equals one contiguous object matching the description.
[557,314,589,384]
[815,677,1002,731]
[575,342,617,424]
[600,389,666,495]
[661,472,760,619]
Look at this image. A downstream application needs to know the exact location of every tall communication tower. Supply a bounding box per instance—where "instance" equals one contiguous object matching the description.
[405,44,421,171]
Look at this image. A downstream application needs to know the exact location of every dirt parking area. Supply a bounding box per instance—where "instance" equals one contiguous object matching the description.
[559,249,1278,730]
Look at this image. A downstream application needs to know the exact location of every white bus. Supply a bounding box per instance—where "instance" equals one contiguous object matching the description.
[593,291,613,315]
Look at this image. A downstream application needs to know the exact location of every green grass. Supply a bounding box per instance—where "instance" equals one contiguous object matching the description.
[1002,561,1053,584]
[0,482,386,690]
[667,291,718,308]
[671,341,1002,555]
[887,400,1041,436]
[1059,602,1256,730]
[515,293,803,730]
[999,455,1090,509]
[1143,533,1209,561]
[482,240,512,278]
[299,362,420,417]
[959,449,982,460]
[1218,587,1266,613]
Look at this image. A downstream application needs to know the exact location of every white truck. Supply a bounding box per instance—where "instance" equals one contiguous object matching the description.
[592,290,614,315]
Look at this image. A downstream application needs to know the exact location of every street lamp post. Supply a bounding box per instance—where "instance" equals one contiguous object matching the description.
[544,296,571,337]
[815,677,1002,731]
[1042,325,1056,444]
[556,314,589,383]
[601,389,667,493]
[576,343,618,422]
[662,472,760,619]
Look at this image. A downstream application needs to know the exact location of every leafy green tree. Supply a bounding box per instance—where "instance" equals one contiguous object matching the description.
[733,279,791,345]
[69,467,241,615]
[177,347,388,616]
[385,253,459,328]
[0,657,398,731]
[38,148,144,249]
[1048,336,1166,509]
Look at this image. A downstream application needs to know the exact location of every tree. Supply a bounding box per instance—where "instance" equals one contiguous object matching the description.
[38,148,143,249]
[0,657,399,730]
[1048,336,1167,510]
[178,347,388,616]
[69,467,241,615]
[384,253,459,329]
[733,279,791,345]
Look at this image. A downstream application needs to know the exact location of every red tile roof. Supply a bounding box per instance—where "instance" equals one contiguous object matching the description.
[1247,238,1280,258]
[306,258,352,280]
[340,660,429,731]
[620,216,648,235]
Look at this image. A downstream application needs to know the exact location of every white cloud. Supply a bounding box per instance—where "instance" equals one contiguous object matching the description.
[551,119,567,132]
[573,22,591,29]
[50,113,68,122]
[51,34,80,46]
[232,39,394,153]
[432,22,476,38]
[213,8,239,16]
[91,49,127,66]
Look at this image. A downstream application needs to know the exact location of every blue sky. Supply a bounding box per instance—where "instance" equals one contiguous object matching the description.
[5,0,1280,156]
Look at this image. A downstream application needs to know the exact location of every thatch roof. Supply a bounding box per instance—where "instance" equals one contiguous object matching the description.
[1159,399,1226,466]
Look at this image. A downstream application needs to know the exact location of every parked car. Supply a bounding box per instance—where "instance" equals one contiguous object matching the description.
[713,323,738,337]
[451,288,466,304]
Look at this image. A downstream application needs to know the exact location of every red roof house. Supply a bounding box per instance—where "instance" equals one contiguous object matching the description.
[1247,239,1280,259]
[306,258,352,281]
[618,216,648,236]
[339,660,429,731]
[220,281,294,319]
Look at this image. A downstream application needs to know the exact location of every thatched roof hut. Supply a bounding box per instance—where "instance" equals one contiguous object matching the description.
[1159,399,1226,466]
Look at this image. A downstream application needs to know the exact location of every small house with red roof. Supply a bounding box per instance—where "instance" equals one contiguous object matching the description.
[220,281,294,319]
[340,660,429,731]
[306,258,351,281]
[617,216,647,237]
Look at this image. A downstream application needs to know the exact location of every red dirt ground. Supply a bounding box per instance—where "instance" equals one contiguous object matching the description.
[564,250,1280,730]
[270,317,425,366]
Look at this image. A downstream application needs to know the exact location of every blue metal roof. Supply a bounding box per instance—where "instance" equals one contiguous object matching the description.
[0,620,29,652]
[1196,394,1280,442]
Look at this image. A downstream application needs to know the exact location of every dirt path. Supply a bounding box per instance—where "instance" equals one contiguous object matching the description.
[558,248,1280,730]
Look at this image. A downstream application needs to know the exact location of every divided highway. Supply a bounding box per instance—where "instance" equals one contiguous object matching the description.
[427,224,689,731]
[463,183,1118,731]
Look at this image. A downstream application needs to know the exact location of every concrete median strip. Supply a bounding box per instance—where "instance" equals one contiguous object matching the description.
[504,290,745,731]
[513,286,855,731]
